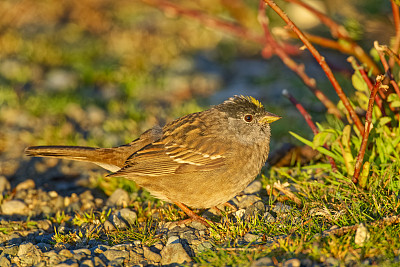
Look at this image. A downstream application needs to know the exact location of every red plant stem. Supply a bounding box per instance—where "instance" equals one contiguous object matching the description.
[347,57,385,115]
[375,41,400,100]
[282,89,337,171]
[353,75,384,183]
[390,0,400,68]
[257,1,342,119]
[283,0,380,75]
[383,45,400,67]
[264,0,365,135]
[285,0,350,39]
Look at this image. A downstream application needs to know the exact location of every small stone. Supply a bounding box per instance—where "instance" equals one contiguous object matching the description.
[0,256,11,267]
[59,249,74,258]
[271,202,292,213]
[0,176,11,194]
[2,245,19,256]
[263,212,276,223]
[251,257,274,267]
[166,235,180,245]
[283,258,301,267]
[103,221,116,232]
[160,243,192,265]
[93,257,106,267]
[79,259,94,267]
[106,189,129,207]
[244,180,262,194]
[15,179,36,191]
[110,214,127,229]
[143,247,161,263]
[117,208,137,225]
[244,201,266,220]
[197,241,212,252]
[237,195,261,209]
[49,191,58,198]
[1,200,28,215]
[355,223,370,246]
[17,242,42,266]
[101,249,129,261]
[37,220,52,231]
[244,233,262,243]
[36,243,52,252]
[189,220,207,231]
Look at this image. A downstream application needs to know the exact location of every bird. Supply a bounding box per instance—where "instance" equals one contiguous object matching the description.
[25,95,281,225]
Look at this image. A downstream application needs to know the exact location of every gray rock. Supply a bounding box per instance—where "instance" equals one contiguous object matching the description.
[283,258,301,267]
[143,247,161,263]
[110,214,127,229]
[166,235,180,245]
[37,220,52,231]
[37,242,52,252]
[2,245,19,256]
[237,194,261,209]
[92,257,106,267]
[197,241,212,252]
[1,200,28,215]
[244,180,262,194]
[117,208,137,225]
[160,243,192,265]
[17,242,42,266]
[263,212,276,223]
[103,221,116,232]
[0,256,11,267]
[251,257,274,266]
[101,249,129,262]
[0,176,10,194]
[15,179,36,191]
[244,201,266,220]
[271,202,292,213]
[106,189,129,207]
[244,233,262,243]
[79,259,94,267]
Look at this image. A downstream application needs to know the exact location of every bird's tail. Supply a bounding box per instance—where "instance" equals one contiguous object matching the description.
[25,145,132,172]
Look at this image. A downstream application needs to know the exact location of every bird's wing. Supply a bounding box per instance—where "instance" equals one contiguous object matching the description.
[108,138,227,178]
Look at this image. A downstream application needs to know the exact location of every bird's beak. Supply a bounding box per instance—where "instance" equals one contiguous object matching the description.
[259,112,281,124]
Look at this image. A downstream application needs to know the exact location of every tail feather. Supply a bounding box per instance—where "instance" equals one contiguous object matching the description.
[25,145,134,172]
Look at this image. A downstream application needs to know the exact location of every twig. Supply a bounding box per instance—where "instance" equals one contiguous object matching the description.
[352,75,385,184]
[347,57,385,115]
[382,45,400,67]
[283,0,380,75]
[317,214,400,238]
[375,41,400,100]
[390,0,400,68]
[258,1,342,118]
[263,0,365,135]
[272,181,303,207]
[282,89,337,171]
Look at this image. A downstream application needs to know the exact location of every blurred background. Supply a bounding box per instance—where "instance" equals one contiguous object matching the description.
[0,0,394,188]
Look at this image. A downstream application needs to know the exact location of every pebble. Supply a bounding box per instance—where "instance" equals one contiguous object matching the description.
[271,202,293,213]
[355,223,370,246]
[0,176,10,194]
[15,179,36,191]
[17,242,42,266]
[110,214,127,229]
[263,212,276,223]
[160,243,192,265]
[106,188,129,207]
[101,249,129,262]
[117,208,137,225]
[143,247,161,263]
[243,180,262,194]
[1,200,28,215]
[244,233,262,243]
[251,257,274,266]
[244,201,266,220]
[237,194,261,209]
[283,258,301,267]
[103,221,116,232]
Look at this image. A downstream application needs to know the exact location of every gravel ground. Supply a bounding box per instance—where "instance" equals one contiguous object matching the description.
[0,168,306,267]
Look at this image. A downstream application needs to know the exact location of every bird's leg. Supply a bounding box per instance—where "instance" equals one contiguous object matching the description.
[174,202,211,227]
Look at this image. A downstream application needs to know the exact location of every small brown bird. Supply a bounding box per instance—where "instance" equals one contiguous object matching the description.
[25,96,280,225]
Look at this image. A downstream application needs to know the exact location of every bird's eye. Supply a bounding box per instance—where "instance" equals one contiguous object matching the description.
[244,114,253,122]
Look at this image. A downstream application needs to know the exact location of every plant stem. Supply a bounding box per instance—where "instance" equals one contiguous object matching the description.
[263,0,365,135]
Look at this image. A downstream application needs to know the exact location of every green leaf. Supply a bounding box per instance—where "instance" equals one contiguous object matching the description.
[289,131,344,163]
[378,117,391,126]
[352,72,368,92]
[387,93,400,102]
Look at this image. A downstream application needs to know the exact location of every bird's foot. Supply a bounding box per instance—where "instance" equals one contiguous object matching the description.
[174,202,212,227]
